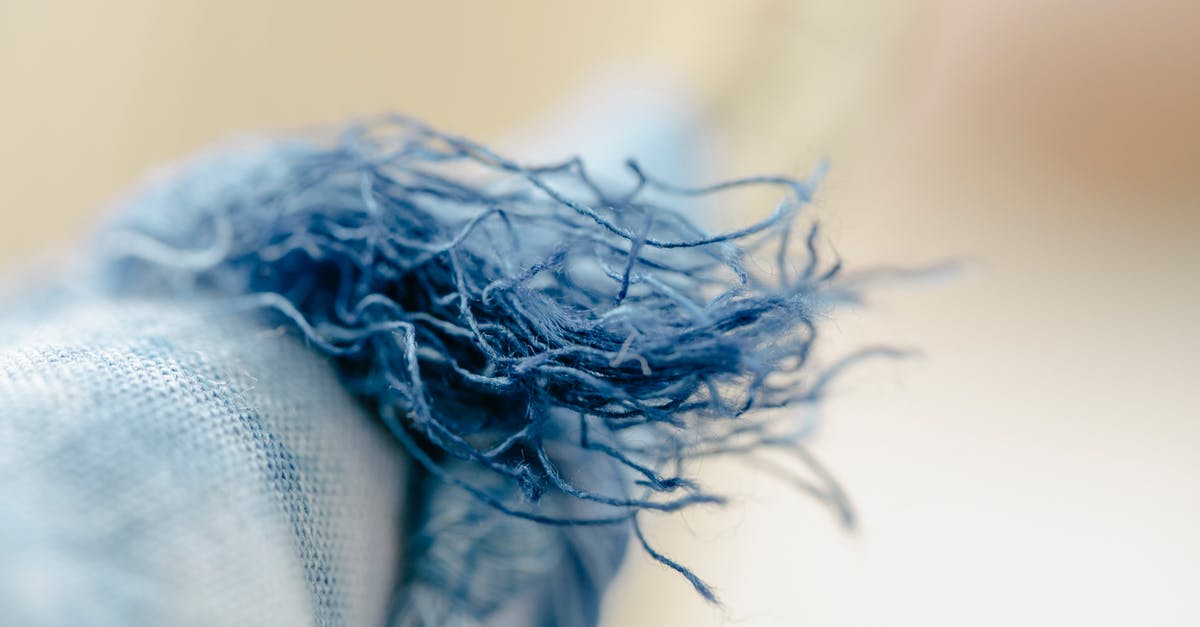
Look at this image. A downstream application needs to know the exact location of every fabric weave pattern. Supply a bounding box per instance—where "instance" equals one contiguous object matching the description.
[0,298,406,627]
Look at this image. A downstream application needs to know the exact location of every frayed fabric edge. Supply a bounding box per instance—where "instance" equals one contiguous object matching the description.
[100,115,888,606]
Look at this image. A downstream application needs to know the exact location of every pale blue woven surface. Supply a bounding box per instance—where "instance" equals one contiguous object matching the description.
[0,298,406,626]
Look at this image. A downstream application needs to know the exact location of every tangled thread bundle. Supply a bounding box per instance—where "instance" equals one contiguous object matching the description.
[105,116,870,601]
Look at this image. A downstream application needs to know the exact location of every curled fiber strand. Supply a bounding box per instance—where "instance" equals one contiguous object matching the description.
[104,116,863,600]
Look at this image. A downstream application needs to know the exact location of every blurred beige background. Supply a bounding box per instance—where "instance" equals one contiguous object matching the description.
[2,1,1197,625]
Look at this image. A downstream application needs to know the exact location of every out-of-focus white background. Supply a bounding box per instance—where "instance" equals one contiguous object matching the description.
[2,1,1197,625]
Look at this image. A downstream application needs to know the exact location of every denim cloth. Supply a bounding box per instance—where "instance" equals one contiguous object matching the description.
[0,79,723,626]
[0,297,406,626]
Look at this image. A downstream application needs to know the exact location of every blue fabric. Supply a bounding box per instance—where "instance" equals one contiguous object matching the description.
[0,297,406,626]
[0,103,853,625]
[98,116,838,602]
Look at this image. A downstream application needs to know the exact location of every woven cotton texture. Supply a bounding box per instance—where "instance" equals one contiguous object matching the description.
[0,299,405,627]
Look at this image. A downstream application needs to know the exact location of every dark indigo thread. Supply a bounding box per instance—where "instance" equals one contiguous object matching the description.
[103,115,877,603]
